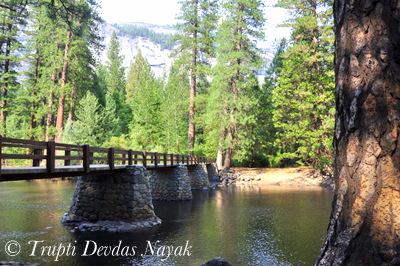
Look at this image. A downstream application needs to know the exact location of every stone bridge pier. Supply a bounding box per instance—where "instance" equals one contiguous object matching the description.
[61,163,217,231]
[206,163,218,181]
[148,165,193,201]
[61,166,161,232]
[187,164,210,189]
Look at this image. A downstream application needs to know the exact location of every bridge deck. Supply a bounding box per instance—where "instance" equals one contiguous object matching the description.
[0,164,181,181]
[0,136,213,182]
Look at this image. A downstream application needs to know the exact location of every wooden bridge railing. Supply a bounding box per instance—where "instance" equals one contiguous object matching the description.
[0,136,213,176]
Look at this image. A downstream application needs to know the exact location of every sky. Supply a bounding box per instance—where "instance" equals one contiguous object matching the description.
[97,0,291,49]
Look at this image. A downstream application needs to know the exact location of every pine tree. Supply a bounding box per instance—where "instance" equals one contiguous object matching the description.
[9,0,103,142]
[126,50,162,150]
[316,0,400,264]
[209,0,265,170]
[272,0,335,170]
[102,92,120,141]
[159,60,190,153]
[0,0,27,136]
[173,0,219,155]
[61,91,103,146]
[106,31,125,106]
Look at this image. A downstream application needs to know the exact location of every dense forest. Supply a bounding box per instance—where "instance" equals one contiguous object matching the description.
[0,0,334,171]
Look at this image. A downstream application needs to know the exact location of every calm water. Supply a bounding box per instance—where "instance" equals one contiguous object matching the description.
[0,180,332,265]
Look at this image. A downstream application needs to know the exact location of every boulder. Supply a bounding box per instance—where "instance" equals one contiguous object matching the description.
[201,257,232,266]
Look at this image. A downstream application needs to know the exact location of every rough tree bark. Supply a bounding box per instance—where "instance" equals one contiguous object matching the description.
[316,0,400,265]
[216,127,225,170]
[30,57,39,140]
[188,0,198,156]
[55,30,71,142]
[1,22,12,136]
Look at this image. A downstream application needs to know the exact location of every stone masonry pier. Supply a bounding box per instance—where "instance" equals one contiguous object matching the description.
[61,163,216,232]
[187,164,210,189]
[61,166,161,232]
[206,163,218,181]
[149,165,193,201]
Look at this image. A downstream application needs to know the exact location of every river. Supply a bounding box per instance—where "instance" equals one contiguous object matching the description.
[0,180,332,265]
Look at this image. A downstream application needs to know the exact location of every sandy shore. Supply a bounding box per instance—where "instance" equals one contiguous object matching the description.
[231,166,332,187]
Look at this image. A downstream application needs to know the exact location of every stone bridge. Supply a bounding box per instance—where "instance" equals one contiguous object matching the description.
[0,136,218,232]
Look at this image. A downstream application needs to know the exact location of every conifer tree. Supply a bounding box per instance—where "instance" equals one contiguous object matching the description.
[0,0,27,136]
[272,0,335,170]
[173,0,219,155]
[210,0,265,170]
[62,91,103,146]
[126,50,162,150]
[160,60,189,153]
[23,0,102,141]
[317,0,400,263]
[106,31,125,106]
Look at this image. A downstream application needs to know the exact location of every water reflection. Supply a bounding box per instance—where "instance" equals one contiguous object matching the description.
[0,180,331,265]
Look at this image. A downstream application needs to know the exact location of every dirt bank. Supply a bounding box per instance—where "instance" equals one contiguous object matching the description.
[231,167,333,187]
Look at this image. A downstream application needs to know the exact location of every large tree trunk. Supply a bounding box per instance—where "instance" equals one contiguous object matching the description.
[68,85,75,121]
[55,30,71,142]
[1,22,12,136]
[216,127,225,170]
[316,1,400,265]
[29,57,40,140]
[188,0,198,156]
[45,91,54,142]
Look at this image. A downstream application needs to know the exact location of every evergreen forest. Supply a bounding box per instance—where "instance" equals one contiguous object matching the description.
[0,0,334,171]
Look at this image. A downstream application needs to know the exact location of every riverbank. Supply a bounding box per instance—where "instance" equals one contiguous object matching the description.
[231,167,333,188]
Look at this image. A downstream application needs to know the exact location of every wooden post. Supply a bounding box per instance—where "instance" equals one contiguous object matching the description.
[164,153,167,167]
[47,140,55,173]
[154,152,158,168]
[122,153,126,165]
[128,149,133,165]
[142,151,147,168]
[187,155,189,165]
[108,147,115,170]
[83,144,90,173]
[134,153,138,165]
[33,148,42,167]
[64,150,70,166]
[176,154,179,166]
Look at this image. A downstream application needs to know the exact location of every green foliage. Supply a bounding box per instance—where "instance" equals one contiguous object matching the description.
[0,0,28,135]
[61,91,104,146]
[103,135,130,150]
[1,0,337,174]
[272,0,335,170]
[173,0,219,155]
[106,31,126,103]
[205,0,265,168]
[159,60,189,154]
[126,51,163,151]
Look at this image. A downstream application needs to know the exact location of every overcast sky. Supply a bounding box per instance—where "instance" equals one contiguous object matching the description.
[97,0,291,49]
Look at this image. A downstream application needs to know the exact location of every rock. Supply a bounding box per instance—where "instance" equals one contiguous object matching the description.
[201,257,232,266]
[107,228,117,233]
[255,176,261,181]
[88,214,97,222]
